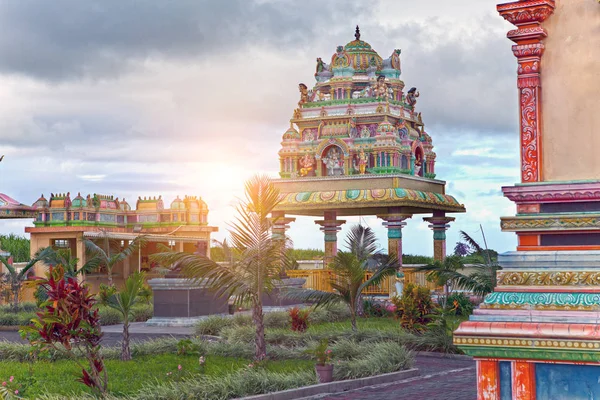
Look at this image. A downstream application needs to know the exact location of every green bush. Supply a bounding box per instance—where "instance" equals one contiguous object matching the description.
[231,313,253,326]
[130,304,153,322]
[97,306,122,326]
[445,293,474,316]
[363,299,394,318]
[0,311,36,326]
[133,369,317,400]
[263,311,289,329]
[392,283,435,332]
[334,342,413,380]
[221,325,255,343]
[195,316,234,336]
[0,302,37,313]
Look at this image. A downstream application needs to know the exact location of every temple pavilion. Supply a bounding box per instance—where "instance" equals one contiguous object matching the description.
[272,27,466,286]
[25,192,217,292]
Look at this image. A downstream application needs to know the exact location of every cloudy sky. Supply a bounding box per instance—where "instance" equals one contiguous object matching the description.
[0,0,520,256]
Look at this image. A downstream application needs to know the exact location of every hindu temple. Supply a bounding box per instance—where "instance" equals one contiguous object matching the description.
[26,192,217,292]
[454,1,600,398]
[272,27,466,290]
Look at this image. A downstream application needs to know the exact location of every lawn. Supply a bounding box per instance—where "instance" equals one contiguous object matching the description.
[0,354,315,398]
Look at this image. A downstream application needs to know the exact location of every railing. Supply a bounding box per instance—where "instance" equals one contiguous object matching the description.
[286,269,395,296]
[287,265,444,296]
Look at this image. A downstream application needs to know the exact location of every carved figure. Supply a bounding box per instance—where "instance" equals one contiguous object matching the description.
[298,83,309,107]
[323,147,344,176]
[414,153,422,176]
[304,129,315,142]
[315,90,331,101]
[299,153,315,177]
[360,126,371,138]
[352,85,372,99]
[293,108,302,119]
[348,117,358,138]
[406,87,420,107]
[374,75,389,100]
[358,149,368,174]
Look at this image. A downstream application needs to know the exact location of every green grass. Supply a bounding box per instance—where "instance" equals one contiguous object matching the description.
[0,354,315,399]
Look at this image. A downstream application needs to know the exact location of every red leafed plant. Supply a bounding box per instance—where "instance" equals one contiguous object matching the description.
[289,307,311,332]
[20,265,107,395]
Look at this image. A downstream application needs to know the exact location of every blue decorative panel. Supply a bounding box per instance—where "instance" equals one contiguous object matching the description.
[139,214,158,223]
[499,361,512,400]
[117,215,125,224]
[73,212,80,221]
[99,214,116,222]
[51,212,64,221]
[536,363,600,399]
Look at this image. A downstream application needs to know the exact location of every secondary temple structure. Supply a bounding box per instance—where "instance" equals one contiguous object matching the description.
[273,27,466,282]
[455,1,600,399]
[26,192,217,291]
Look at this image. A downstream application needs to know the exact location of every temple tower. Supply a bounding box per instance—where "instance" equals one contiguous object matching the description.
[455,1,600,398]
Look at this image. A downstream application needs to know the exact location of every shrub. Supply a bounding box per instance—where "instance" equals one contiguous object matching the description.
[98,284,117,307]
[97,306,122,326]
[363,299,394,318]
[263,311,289,329]
[221,325,255,343]
[0,311,36,326]
[392,284,435,332]
[137,285,153,305]
[417,313,464,354]
[231,313,253,327]
[0,302,37,313]
[130,304,153,322]
[444,293,474,316]
[195,316,234,336]
[334,342,413,380]
[288,307,310,332]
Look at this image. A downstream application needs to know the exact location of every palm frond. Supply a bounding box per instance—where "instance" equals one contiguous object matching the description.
[459,230,484,254]
[345,225,379,260]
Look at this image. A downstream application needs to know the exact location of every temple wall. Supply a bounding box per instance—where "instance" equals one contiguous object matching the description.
[541,0,600,182]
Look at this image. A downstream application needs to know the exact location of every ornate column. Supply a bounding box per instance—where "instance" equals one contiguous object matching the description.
[423,212,455,262]
[379,210,412,296]
[315,211,345,267]
[270,211,296,267]
[497,0,555,183]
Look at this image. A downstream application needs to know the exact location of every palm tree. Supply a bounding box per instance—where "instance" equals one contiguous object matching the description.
[84,234,146,286]
[416,230,501,299]
[36,247,102,279]
[284,225,398,331]
[0,247,54,312]
[106,272,145,361]
[151,174,290,361]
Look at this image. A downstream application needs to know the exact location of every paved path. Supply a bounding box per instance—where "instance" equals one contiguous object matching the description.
[307,354,476,400]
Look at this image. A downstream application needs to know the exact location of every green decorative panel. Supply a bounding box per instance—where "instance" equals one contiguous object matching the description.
[458,345,600,363]
[483,292,600,310]
[433,230,446,241]
[388,229,402,239]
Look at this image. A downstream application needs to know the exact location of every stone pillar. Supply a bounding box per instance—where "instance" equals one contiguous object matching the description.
[315,211,345,267]
[270,211,296,244]
[423,213,455,262]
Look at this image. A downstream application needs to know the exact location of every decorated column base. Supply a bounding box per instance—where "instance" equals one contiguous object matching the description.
[455,251,600,399]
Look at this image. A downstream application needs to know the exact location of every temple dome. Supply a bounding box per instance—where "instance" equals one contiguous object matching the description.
[343,27,383,72]
[71,193,87,208]
[171,196,186,210]
[282,123,300,141]
[120,198,131,211]
[32,195,48,209]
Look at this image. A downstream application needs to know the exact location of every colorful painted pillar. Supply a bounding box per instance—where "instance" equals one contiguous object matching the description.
[423,212,455,262]
[380,209,412,296]
[456,1,600,398]
[270,211,296,266]
[315,211,345,266]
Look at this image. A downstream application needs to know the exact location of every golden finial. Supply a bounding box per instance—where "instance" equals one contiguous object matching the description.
[355,25,360,41]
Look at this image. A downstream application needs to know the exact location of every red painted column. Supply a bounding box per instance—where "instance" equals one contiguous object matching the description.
[497,0,556,183]
[513,361,536,400]
[476,360,500,400]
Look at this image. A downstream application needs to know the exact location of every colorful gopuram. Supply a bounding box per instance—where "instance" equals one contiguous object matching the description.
[455,1,600,398]
[273,27,465,280]
[26,192,217,291]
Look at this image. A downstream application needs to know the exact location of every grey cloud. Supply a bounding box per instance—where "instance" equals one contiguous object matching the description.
[0,0,370,81]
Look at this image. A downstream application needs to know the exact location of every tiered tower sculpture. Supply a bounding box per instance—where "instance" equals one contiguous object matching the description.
[455,1,600,398]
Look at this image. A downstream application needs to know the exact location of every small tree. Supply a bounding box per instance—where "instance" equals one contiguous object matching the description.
[284,225,398,331]
[453,242,470,257]
[152,174,291,361]
[0,247,54,312]
[85,235,146,286]
[21,265,107,395]
[106,272,145,361]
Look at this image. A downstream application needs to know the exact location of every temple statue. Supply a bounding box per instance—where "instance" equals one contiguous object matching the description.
[414,153,422,176]
[299,153,315,177]
[298,83,309,107]
[358,149,368,174]
[406,87,419,106]
[374,75,390,100]
[323,147,344,176]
